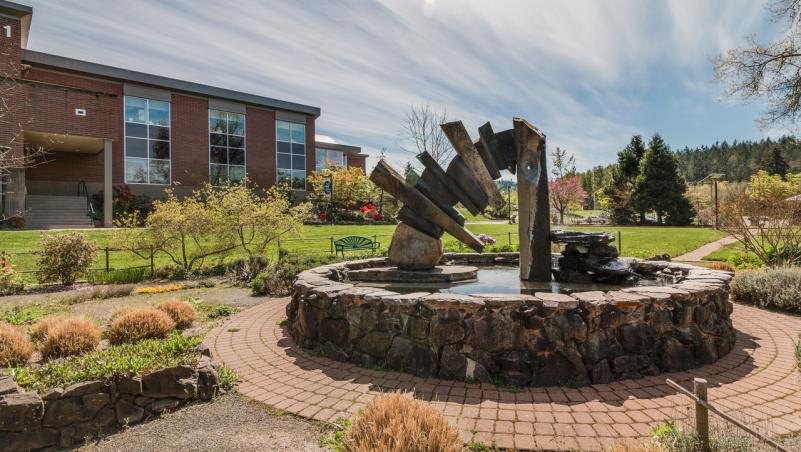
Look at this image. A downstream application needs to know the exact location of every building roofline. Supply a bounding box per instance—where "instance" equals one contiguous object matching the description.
[0,0,32,49]
[314,141,362,154]
[0,0,31,17]
[21,49,321,117]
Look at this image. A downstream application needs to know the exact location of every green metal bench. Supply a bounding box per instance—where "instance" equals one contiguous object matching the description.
[334,236,380,257]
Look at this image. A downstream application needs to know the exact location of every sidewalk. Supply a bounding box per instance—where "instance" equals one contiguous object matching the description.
[673,235,737,261]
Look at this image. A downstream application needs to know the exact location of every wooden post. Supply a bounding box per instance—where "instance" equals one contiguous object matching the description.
[618,231,622,255]
[330,237,334,255]
[694,378,710,452]
[149,246,155,277]
[104,247,110,272]
[508,231,512,245]
[514,118,551,281]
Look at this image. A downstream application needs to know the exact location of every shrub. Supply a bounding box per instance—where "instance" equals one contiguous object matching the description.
[105,308,176,345]
[88,267,148,284]
[706,261,735,272]
[157,299,197,329]
[36,233,97,285]
[226,255,269,282]
[59,284,134,305]
[346,393,460,452]
[652,420,757,451]
[206,304,236,319]
[726,252,762,270]
[135,283,186,295]
[11,332,201,393]
[0,254,24,295]
[252,254,339,296]
[40,318,100,359]
[0,322,33,366]
[730,268,801,313]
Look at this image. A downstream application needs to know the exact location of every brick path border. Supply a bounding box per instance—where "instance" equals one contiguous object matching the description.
[205,299,801,451]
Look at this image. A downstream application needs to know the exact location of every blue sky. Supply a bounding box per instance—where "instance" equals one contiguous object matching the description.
[23,0,785,173]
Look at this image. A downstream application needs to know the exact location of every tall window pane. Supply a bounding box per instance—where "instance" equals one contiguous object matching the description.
[124,96,171,184]
[209,109,246,185]
[316,149,344,171]
[276,120,305,189]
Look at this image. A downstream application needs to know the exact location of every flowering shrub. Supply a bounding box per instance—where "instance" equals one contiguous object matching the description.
[36,233,97,285]
[360,203,385,221]
[134,283,186,295]
[0,253,24,295]
[478,233,496,245]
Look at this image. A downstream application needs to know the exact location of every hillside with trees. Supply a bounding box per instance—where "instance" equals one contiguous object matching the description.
[674,136,800,182]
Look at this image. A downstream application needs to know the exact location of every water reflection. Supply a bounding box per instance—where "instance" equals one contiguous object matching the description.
[355,266,670,295]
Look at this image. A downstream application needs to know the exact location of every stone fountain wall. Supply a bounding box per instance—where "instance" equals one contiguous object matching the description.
[287,255,735,387]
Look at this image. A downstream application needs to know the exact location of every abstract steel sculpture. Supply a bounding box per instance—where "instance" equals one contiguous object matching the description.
[369,117,552,281]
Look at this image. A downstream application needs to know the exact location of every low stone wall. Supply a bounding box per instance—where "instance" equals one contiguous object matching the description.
[288,254,736,387]
[0,350,222,451]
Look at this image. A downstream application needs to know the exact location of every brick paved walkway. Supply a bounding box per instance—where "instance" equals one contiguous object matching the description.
[205,299,801,451]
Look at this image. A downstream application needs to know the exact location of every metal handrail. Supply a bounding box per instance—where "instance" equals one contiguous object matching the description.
[77,180,95,215]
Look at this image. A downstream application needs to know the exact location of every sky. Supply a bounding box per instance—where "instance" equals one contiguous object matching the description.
[22,0,787,175]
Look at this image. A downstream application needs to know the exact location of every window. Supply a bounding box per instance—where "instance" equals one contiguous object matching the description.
[209,110,246,185]
[276,120,306,190]
[316,149,344,171]
[124,96,170,184]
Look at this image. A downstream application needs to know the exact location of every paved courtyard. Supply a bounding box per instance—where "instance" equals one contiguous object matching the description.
[205,299,801,451]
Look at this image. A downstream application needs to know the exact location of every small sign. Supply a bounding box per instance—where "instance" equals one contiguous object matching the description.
[323,179,332,195]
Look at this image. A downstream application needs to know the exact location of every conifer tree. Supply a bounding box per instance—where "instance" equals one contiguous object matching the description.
[632,134,696,225]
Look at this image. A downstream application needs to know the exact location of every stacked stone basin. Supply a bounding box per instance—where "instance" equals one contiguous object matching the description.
[287,253,735,387]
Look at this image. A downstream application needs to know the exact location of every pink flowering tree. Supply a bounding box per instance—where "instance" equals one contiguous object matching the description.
[549,176,588,225]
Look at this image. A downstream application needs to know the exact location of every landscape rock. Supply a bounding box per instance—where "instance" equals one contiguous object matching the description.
[0,429,58,452]
[388,222,444,270]
[0,377,20,396]
[142,366,198,399]
[0,392,43,431]
[115,399,145,424]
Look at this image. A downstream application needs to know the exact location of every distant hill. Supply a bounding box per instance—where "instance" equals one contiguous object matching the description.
[675,136,800,182]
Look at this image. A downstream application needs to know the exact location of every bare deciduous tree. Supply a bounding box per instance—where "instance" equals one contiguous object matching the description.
[400,103,453,168]
[714,0,801,128]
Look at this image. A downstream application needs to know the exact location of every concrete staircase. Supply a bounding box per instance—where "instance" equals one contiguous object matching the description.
[25,195,94,230]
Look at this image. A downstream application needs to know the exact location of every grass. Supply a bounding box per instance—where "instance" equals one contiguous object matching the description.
[10,331,202,393]
[1,225,726,283]
[703,242,745,262]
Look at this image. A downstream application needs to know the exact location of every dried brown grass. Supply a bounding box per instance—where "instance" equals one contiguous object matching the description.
[30,315,70,343]
[0,322,34,366]
[707,261,735,273]
[40,317,100,358]
[157,299,197,329]
[105,308,176,345]
[346,393,460,452]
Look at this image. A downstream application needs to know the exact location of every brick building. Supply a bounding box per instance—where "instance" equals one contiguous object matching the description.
[0,1,366,228]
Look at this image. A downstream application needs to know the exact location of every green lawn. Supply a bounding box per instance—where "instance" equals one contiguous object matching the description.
[1,225,725,282]
[702,242,747,262]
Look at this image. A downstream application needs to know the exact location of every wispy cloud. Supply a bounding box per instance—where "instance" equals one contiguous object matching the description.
[25,0,779,171]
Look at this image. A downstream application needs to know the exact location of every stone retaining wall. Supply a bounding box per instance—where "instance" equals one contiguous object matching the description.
[0,349,222,451]
[288,254,735,387]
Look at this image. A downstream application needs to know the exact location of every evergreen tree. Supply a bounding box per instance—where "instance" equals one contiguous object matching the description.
[403,162,420,185]
[631,134,696,225]
[760,147,789,178]
[602,135,646,224]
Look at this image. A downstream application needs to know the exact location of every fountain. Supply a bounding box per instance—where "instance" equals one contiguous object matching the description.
[287,118,735,387]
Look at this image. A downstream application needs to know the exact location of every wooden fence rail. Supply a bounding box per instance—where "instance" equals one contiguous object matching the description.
[666,378,789,452]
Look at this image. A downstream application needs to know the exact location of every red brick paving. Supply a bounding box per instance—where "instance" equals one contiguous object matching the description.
[205,300,801,451]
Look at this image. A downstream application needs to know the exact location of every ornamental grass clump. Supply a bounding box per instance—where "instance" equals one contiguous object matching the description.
[0,322,33,366]
[157,299,197,329]
[30,315,70,343]
[40,317,100,359]
[346,393,460,452]
[105,308,176,345]
[730,268,801,313]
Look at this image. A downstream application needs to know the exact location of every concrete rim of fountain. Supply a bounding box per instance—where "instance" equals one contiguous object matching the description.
[287,253,735,387]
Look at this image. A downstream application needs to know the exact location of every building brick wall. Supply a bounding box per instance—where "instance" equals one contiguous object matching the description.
[304,117,315,190]
[246,106,277,189]
[170,93,208,187]
[346,154,366,172]
[1,16,23,159]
